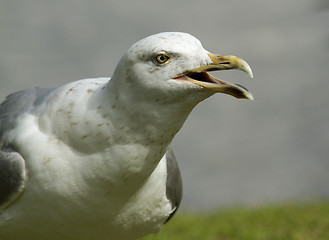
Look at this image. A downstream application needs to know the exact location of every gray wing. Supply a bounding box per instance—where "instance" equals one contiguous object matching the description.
[164,147,182,223]
[0,148,26,211]
[0,87,53,139]
[0,87,53,211]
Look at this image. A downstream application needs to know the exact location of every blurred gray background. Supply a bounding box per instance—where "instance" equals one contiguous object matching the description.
[1,0,328,210]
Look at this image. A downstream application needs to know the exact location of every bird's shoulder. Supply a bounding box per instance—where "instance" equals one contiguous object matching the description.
[0,78,110,137]
[0,87,54,142]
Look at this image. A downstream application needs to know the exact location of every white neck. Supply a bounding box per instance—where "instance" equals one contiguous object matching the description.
[41,76,211,192]
[102,71,211,148]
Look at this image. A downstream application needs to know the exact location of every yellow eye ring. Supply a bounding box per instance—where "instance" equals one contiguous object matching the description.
[155,53,170,64]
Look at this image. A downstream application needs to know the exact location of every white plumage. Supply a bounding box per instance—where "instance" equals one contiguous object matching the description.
[0,32,253,239]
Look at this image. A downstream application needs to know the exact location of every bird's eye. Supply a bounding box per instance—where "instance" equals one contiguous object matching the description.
[155,53,170,64]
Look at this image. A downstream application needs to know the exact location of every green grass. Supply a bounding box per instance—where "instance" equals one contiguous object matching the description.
[141,202,329,240]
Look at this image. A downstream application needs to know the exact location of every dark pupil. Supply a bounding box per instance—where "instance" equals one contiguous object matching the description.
[159,55,166,62]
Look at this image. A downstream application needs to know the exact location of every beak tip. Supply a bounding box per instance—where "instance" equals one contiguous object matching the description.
[241,91,254,100]
[246,71,253,79]
[242,62,253,79]
[245,89,254,100]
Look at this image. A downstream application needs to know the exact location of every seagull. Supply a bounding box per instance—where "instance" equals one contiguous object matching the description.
[0,32,253,240]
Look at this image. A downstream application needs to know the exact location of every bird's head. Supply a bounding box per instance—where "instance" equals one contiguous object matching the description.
[111,32,253,103]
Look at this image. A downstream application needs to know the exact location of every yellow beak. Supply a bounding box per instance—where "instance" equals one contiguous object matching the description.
[175,53,254,100]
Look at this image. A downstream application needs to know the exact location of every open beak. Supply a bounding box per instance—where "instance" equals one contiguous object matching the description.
[174,53,254,100]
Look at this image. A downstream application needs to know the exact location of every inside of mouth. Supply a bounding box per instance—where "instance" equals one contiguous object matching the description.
[186,72,219,83]
[186,72,230,85]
